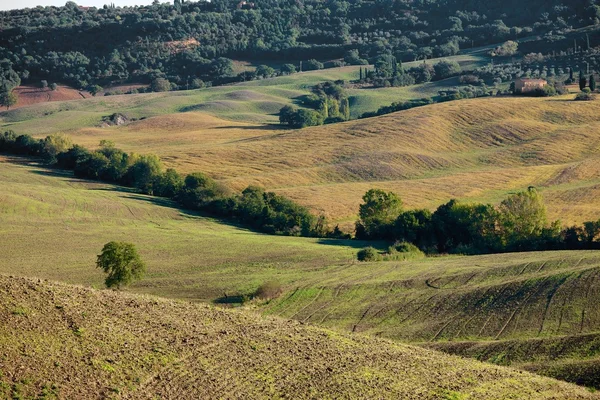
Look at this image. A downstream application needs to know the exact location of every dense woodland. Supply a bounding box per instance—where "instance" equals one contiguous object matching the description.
[0,0,598,92]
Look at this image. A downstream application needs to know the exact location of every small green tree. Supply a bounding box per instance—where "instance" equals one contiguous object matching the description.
[96,242,146,289]
[0,89,18,110]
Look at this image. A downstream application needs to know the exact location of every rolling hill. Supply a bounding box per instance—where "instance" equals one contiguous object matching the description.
[3,88,599,228]
[2,156,600,389]
[1,274,597,399]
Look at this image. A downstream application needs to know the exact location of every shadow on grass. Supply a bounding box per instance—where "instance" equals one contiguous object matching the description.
[213,294,248,305]
[318,238,389,251]
[213,124,285,131]
[29,169,73,178]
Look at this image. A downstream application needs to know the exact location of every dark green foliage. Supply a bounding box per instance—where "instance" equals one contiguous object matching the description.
[394,209,434,250]
[580,70,588,91]
[126,154,163,194]
[360,98,433,119]
[356,189,403,240]
[0,90,18,110]
[575,88,596,100]
[278,106,324,128]
[590,75,596,92]
[304,59,324,71]
[280,64,296,75]
[96,241,146,289]
[0,0,595,92]
[357,247,379,262]
[355,187,599,255]
[153,168,184,198]
[433,60,462,80]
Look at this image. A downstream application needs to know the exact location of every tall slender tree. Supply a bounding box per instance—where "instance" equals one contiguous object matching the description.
[590,74,596,92]
[580,70,587,91]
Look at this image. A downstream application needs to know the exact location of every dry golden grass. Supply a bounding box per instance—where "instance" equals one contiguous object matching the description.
[1,275,598,399]
[32,95,600,227]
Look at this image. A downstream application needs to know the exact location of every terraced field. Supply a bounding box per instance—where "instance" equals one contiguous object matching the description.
[1,275,597,399]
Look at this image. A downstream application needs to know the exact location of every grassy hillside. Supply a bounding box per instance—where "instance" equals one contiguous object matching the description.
[2,157,600,388]
[0,156,365,301]
[5,92,599,227]
[0,52,489,131]
[1,275,598,400]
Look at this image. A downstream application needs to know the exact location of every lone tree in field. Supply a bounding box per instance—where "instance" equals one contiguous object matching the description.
[0,89,17,110]
[96,242,146,289]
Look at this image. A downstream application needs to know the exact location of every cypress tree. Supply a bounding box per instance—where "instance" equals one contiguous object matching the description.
[569,67,574,82]
[590,74,596,92]
[580,70,587,91]
[359,67,363,81]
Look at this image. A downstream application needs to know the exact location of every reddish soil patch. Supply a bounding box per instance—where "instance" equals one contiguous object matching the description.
[12,85,91,109]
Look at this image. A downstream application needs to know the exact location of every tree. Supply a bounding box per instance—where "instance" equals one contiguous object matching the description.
[433,60,461,80]
[280,64,296,75]
[492,41,518,56]
[590,75,596,92]
[356,189,403,239]
[304,59,324,71]
[151,78,171,92]
[579,70,587,91]
[340,97,350,120]
[96,242,146,289]
[127,154,163,194]
[279,105,296,125]
[88,84,103,96]
[41,133,73,162]
[255,64,275,78]
[499,187,547,247]
[0,89,18,110]
[50,83,58,91]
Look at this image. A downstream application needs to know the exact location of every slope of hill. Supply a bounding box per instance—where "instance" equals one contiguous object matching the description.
[4,92,599,227]
[1,275,597,400]
[2,157,600,388]
[0,156,362,301]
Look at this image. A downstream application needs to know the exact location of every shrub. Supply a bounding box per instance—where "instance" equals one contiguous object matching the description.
[575,88,596,101]
[304,59,324,71]
[386,241,425,260]
[357,247,379,262]
[255,281,283,300]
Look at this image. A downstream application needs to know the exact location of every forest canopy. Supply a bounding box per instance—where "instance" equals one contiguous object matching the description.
[0,0,597,90]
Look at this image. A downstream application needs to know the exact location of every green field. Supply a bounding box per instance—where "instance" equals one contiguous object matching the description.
[2,156,600,389]
[0,50,492,135]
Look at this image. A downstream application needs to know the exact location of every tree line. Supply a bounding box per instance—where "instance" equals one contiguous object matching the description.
[0,130,347,238]
[0,0,596,95]
[355,188,600,255]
